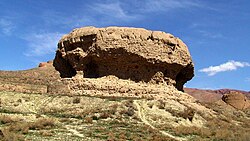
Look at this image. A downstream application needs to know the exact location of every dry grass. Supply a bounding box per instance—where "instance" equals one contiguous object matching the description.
[160,107,250,141]
[198,102,250,140]
[5,118,55,134]
[85,120,174,141]
[0,115,15,124]
[0,117,56,141]
[84,117,93,124]
[201,116,250,140]
[178,108,195,121]
[72,97,81,104]
[1,129,25,141]
[40,130,54,136]
[166,107,195,121]
[29,118,56,130]
[0,90,249,140]
[171,126,211,137]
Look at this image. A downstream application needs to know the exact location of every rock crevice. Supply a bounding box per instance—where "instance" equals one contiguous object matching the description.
[53,26,194,91]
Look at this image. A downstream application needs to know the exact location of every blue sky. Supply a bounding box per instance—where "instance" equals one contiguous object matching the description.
[0,0,250,91]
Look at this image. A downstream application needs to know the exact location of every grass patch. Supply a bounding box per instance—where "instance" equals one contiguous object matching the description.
[82,120,174,141]
[166,107,195,121]
[0,115,16,124]
[0,117,56,141]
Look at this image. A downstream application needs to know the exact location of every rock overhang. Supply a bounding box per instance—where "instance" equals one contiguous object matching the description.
[53,26,194,91]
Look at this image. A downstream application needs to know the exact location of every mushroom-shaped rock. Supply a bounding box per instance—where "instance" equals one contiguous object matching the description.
[38,60,54,68]
[53,26,194,91]
[222,91,249,110]
[38,62,47,68]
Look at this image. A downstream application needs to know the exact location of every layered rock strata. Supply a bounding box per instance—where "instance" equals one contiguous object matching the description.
[53,26,194,91]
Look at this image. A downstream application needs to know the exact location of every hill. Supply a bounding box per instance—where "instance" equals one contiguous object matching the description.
[0,26,249,141]
[0,62,249,141]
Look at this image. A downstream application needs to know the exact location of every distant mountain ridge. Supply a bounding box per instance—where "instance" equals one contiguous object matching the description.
[184,88,250,103]
[0,62,249,103]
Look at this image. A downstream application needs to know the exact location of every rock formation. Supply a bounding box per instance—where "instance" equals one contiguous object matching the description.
[38,60,53,68]
[53,26,194,91]
[38,62,46,68]
[222,91,250,110]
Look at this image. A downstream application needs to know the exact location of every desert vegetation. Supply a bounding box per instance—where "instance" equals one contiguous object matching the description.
[0,90,250,140]
[0,26,249,140]
[0,115,56,141]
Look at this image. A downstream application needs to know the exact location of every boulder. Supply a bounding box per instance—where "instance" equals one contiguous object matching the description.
[222,91,249,110]
[53,26,194,91]
[38,62,47,68]
[38,60,53,68]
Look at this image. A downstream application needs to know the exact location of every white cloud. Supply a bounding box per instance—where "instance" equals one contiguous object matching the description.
[39,2,137,29]
[23,32,64,56]
[21,0,203,58]
[198,30,224,39]
[38,0,204,29]
[85,0,202,24]
[141,0,202,12]
[0,18,15,35]
[199,60,250,76]
[88,2,138,22]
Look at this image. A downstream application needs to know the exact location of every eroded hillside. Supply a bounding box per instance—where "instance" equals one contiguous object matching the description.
[0,27,250,141]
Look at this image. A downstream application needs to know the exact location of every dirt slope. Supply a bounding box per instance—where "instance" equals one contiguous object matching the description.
[0,63,250,140]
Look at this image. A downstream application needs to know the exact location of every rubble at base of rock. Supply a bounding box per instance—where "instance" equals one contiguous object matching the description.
[53,26,194,91]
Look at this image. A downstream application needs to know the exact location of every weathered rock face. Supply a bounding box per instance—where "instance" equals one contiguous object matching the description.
[38,61,53,68]
[53,26,194,91]
[222,91,249,110]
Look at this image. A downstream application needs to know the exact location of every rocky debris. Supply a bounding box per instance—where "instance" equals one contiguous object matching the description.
[38,62,47,67]
[222,91,250,110]
[64,75,194,100]
[38,60,53,68]
[53,26,194,91]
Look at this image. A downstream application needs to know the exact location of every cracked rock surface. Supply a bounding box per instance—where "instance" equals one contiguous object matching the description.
[53,26,194,91]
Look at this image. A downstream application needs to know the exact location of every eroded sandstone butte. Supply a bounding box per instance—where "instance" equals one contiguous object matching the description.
[222,91,250,110]
[53,26,194,91]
